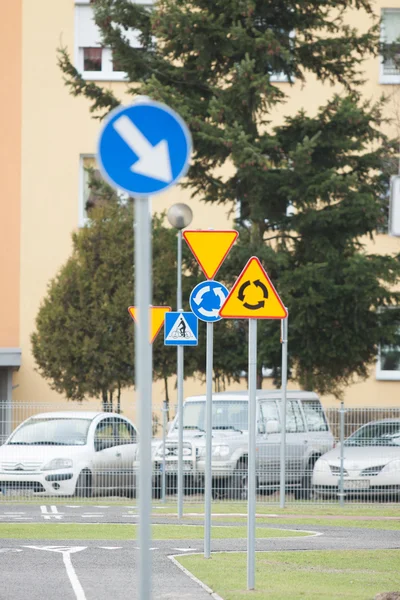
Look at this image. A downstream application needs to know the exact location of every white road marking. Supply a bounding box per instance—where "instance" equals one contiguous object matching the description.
[0,548,23,553]
[4,512,26,515]
[98,547,123,550]
[93,506,109,508]
[65,505,81,508]
[40,505,63,520]
[172,548,198,553]
[134,547,159,551]
[24,546,87,600]
[81,514,104,518]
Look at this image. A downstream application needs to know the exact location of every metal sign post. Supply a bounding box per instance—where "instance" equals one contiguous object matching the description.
[177,230,184,520]
[185,230,238,560]
[247,318,257,590]
[98,98,192,600]
[219,256,287,591]
[279,312,288,509]
[162,400,167,503]
[204,321,213,558]
[135,195,152,600]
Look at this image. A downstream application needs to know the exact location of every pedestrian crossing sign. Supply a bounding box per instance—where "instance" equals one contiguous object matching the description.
[164,312,198,346]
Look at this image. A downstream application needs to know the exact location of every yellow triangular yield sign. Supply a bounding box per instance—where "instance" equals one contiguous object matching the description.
[219,257,287,319]
[183,230,238,279]
[128,306,171,343]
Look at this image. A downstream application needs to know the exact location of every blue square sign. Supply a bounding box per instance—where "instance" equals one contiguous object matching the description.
[164,312,198,346]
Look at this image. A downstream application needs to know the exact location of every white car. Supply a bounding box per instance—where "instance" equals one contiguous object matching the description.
[0,412,138,498]
[312,419,400,499]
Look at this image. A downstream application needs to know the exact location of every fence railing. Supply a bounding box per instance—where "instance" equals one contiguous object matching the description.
[0,402,399,504]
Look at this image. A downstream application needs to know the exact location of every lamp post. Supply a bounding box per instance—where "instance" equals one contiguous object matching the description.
[167,203,193,519]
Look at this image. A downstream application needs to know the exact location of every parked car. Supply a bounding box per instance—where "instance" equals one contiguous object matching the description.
[0,412,138,498]
[312,419,400,499]
[152,390,334,499]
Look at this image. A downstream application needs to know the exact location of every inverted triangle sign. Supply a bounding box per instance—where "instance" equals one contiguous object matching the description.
[183,230,238,279]
[219,257,287,319]
[128,306,171,343]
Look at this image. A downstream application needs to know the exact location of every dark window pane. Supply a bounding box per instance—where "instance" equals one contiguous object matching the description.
[84,47,102,72]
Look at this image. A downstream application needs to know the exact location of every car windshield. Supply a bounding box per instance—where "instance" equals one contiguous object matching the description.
[345,421,400,447]
[175,401,248,432]
[7,418,92,446]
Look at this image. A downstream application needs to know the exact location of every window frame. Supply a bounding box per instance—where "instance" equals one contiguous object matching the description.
[379,9,400,85]
[376,307,400,381]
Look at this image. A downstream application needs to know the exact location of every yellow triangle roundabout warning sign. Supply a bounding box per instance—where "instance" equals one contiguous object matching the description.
[219,257,287,319]
[183,230,238,280]
[128,306,171,343]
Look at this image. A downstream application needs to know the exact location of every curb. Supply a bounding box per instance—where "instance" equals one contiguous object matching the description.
[169,554,224,600]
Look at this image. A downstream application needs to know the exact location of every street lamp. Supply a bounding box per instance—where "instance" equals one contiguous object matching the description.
[167,203,193,517]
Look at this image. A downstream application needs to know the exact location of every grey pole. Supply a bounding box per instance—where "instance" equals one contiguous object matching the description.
[247,318,257,590]
[204,321,213,558]
[135,196,152,600]
[339,401,345,507]
[162,400,167,503]
[177,230,185,519]
[279,312,288,509]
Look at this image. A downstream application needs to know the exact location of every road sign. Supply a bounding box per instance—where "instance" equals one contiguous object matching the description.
[128,306,171,343]
[164,312,198,346]
[183,230,238,279]
[98,100,192,197]
[219,257,287,319]
[189,280,229,323]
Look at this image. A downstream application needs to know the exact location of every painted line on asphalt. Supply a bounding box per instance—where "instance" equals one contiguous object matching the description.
[24,546,87,600]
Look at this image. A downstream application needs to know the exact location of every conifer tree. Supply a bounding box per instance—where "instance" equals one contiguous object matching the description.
[58,0,400,396]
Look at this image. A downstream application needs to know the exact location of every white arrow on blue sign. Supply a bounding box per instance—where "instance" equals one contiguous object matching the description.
[97,99,192,197]
[164,312,198,346]
[189,281,229,323]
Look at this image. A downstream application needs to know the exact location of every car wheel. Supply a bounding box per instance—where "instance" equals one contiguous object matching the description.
[152,475,161,499]
[294,459,317,500]
[75,470,92,498]
[231,461,248,500]
[211,478,229,500]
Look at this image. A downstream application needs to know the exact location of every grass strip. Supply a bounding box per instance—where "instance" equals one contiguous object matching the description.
[178,549,400,600]
[0,523,309,540]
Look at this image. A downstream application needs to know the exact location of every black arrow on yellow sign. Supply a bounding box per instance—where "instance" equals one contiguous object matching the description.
[237,279,268,310]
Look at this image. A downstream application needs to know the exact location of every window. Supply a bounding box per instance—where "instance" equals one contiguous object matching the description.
[301,400,328,432]
[79,155,128,227]
[286,401,305,433]
[380,9,400,84]
[376,309,400,381]
[115,419,137,445]
[74,1,153,81]
[260,401,281,432]
[94,418,117,450]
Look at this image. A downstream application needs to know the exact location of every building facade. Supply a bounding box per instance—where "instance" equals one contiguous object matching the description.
[1,0,400,435]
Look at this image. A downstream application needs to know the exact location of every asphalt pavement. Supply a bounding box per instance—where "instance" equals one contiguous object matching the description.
[0,504,399,599]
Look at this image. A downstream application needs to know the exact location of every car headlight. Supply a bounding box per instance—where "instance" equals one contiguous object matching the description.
[42,458,73,471]
[313,459,330,472]
[382,459,400,474]
[212,445,230,458]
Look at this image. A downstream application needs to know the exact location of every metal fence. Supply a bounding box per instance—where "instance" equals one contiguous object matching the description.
[0,401,399,504]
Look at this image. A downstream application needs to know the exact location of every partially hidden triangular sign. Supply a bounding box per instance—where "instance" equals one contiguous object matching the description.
[128,306,171,343]
[219,257,287,319]
[183,230,238,280]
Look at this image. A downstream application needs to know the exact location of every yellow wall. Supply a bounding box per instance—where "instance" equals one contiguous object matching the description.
[0,0,22,347]
[4,0,400,422]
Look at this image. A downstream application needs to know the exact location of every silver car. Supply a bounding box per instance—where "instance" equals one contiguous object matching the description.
[153,390,334,499]
[312,419,400,499]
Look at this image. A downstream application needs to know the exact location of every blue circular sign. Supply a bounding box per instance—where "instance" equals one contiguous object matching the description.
[97,100,192,197]
[189,281,229,323]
